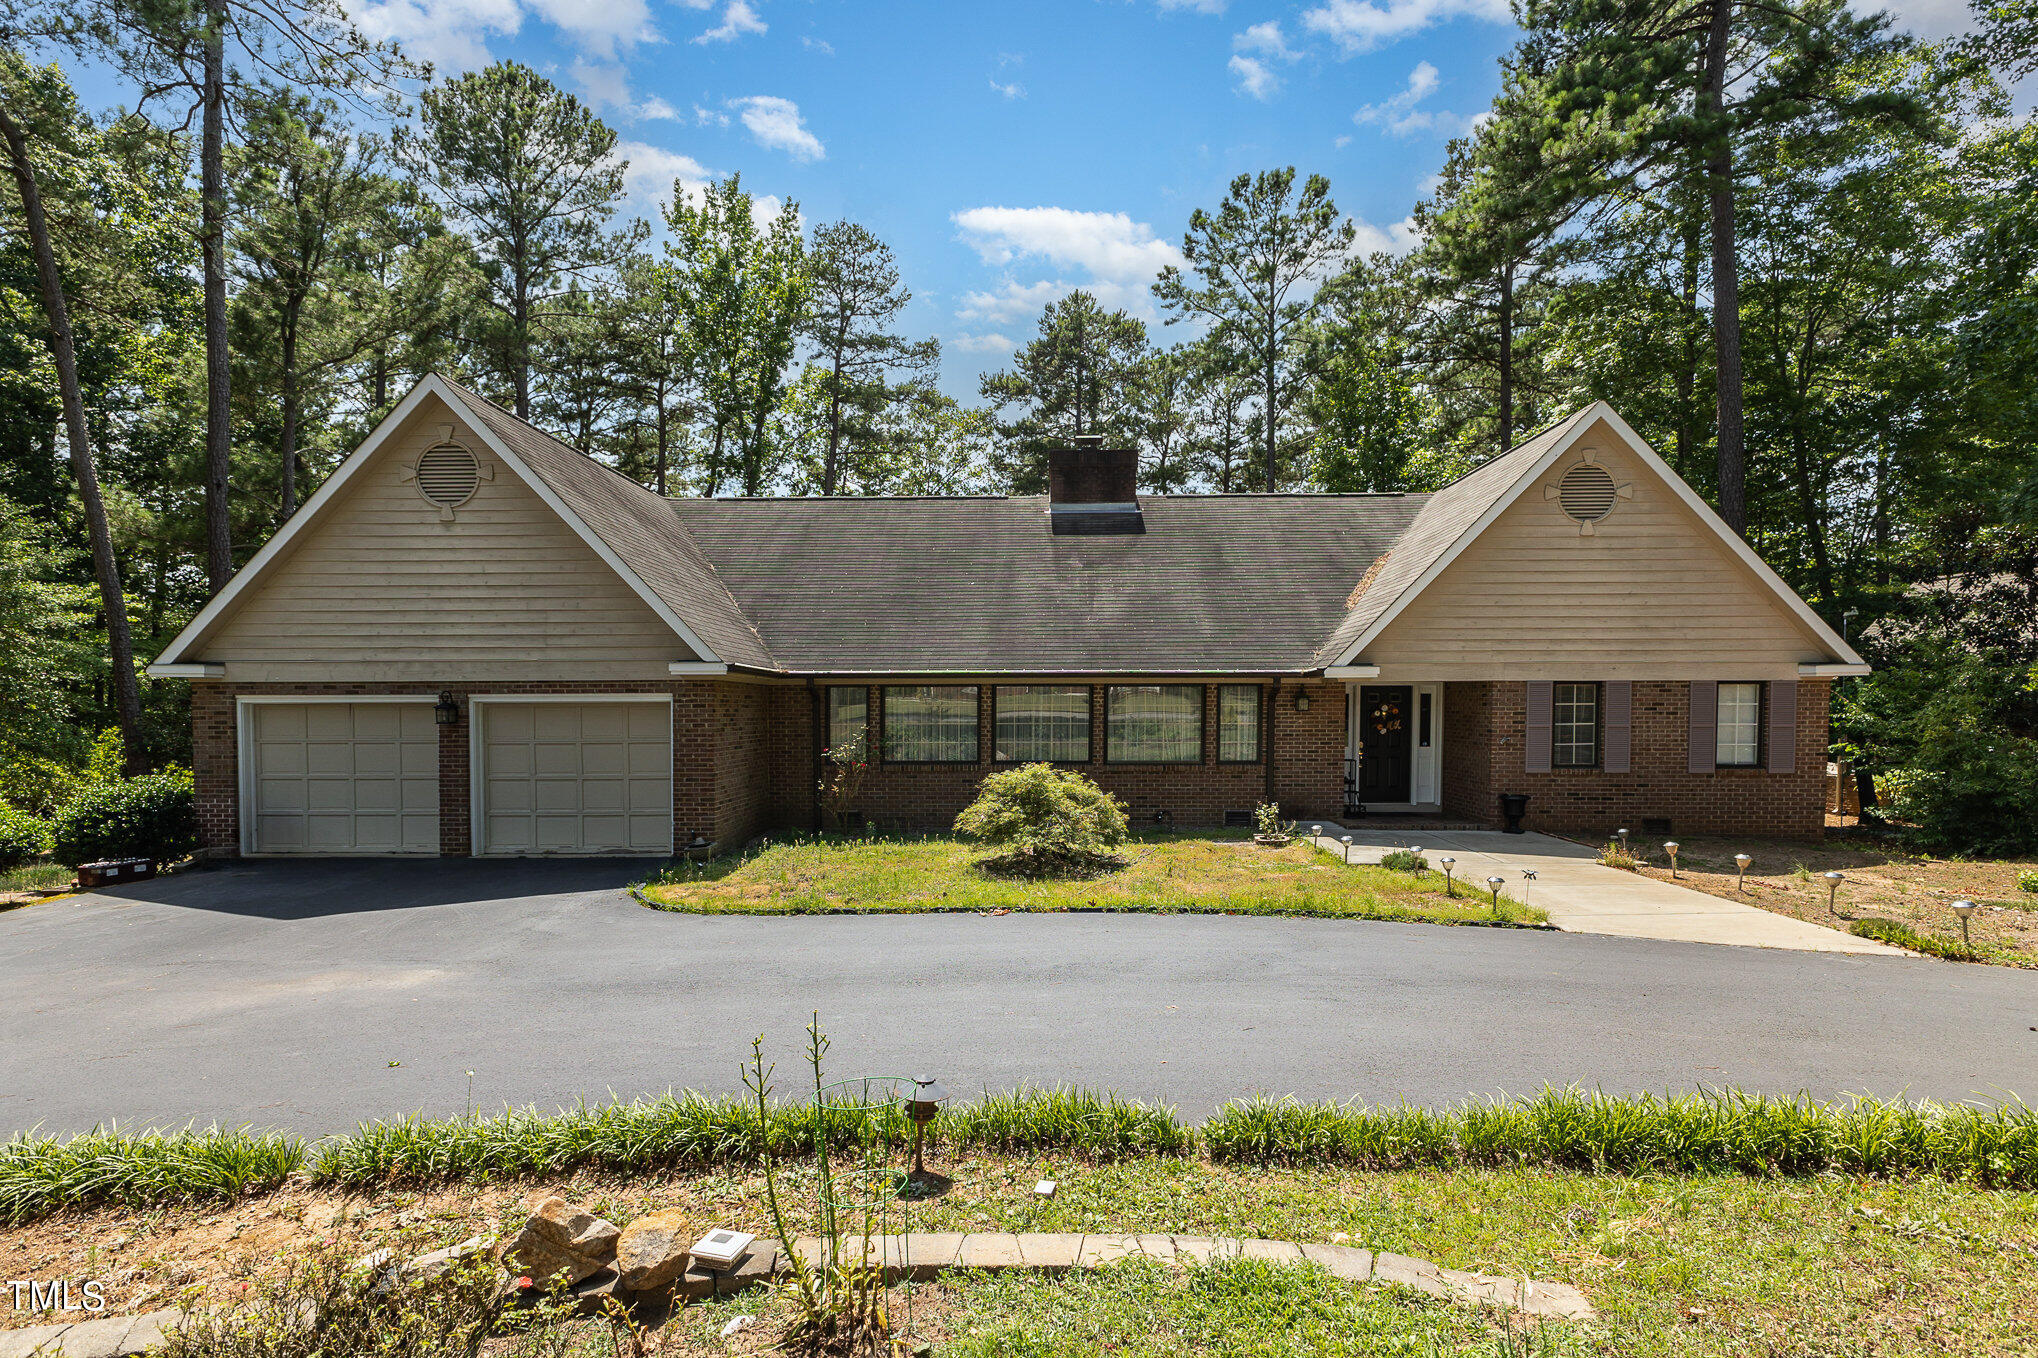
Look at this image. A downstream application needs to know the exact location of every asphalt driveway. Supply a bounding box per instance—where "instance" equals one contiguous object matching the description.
[3,860,2035,1137]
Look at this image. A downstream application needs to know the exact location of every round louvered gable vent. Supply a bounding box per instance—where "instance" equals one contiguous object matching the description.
[1558,461,1618,523]
[414,443,480,509]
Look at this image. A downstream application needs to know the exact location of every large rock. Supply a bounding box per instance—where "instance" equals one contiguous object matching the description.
[497,1196,621,1288]
[614,1209,693,1293]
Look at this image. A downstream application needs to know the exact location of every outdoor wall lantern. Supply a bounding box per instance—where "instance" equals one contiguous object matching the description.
[1734,853,1753,892]
[903,1075,950,1186]
[1295,691,1311,712]
[1950,899,1977,953]
[1823,870,1845,917]
[1663,841,1681,878]
[434,691,460,726]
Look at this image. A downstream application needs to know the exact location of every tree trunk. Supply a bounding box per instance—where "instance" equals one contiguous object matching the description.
[654,386,669,496]
[1701,0,1747,533]
[0,104,147,774]
[823,352,844,496]
[278,307,300,519]
[1676,206,1701,476]
[201,0,234,592]
[512,282,530,419]
[1497,261,1515,452]
[1263,346,1278,492]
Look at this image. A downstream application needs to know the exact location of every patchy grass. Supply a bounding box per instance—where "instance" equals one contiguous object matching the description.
[638,832,1543,927]
[6,1157,2035,1356]
[1607,834,2038,967]
[0,862,72,900]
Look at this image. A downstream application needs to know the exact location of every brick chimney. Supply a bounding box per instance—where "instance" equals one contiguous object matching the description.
[1047,434,1144,535]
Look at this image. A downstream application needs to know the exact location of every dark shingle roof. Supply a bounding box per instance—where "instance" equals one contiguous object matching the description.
[670,494,1425,673]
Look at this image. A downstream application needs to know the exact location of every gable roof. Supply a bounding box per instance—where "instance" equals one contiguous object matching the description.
[671,492,1425,673]
[1319,402,1868,671]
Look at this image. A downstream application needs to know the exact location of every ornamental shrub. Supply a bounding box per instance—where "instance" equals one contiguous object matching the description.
[0,807,51,869]
[49,769,197,866]
[954,763,1129,875]
[1379,848,1428,873]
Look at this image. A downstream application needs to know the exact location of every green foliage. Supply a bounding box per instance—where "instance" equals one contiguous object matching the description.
[1379,849,1428,873]
[2018,870,2038,894]
[48,769,197,865]
[0,754,83,819]
[1252,801,1293,838]
[953,764,1130,873]
[0,1125,305,1225]
[1848,916,2002,962]
[0,497,94,766]
[0,806,51,869]
[978,290,1150,491]
[1202,1089,2038,1187]
[1597,840,1642,871]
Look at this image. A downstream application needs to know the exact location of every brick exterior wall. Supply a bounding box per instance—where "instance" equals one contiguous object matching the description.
[188,674,1827,856]
[1438,678,1830,838]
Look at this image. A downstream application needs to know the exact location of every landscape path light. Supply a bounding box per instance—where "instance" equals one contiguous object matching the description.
[1341,835,1353,865]
[1735,853,1752,892]
[1440,856,1456,896]
[1310,825,1323,844]
[1485,875,1505,914]
[1951,899,1977,954]
[1663,841,1680,878]
[1616,827,1630,853]
[1823,871,1845,917]
[903,1075,949,1184]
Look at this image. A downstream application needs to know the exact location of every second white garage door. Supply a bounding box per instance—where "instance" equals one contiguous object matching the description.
[477,701,673,855]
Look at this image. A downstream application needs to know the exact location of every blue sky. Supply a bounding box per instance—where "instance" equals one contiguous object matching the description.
[91,0,1990,401]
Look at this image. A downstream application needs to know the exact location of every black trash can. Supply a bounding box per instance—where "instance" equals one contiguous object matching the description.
[1498,792,1530,834]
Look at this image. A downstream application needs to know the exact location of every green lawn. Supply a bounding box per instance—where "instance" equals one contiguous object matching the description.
[636,832,1543,927]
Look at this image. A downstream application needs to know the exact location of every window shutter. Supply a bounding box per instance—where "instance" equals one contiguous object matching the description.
[1688,681,1717,774]
[1525,681,1552,773]
[1603,681,1632,773]
[1767,680,1797,774]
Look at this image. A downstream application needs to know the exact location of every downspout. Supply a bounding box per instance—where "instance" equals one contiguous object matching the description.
[1264,680,1277,805]
[808,679,823,834]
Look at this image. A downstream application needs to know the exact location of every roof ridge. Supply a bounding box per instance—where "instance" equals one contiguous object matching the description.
[1423,406,1593,494]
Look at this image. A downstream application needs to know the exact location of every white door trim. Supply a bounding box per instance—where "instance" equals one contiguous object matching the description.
[1342,681,1444,814]
[235,695,440,856]
[467,693,675,856]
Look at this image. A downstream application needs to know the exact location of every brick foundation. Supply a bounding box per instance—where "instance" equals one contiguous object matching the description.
[1438,678,1830,838]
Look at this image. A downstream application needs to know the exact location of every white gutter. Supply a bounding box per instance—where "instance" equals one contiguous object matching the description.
[1799,662,1871,677]
[146,663,225,679]
[1324,665,1382,680]
[668,661,732,675]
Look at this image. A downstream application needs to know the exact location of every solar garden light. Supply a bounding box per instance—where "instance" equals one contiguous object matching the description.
[1663,841,1680,878]
[903,1075,949,1181]
[1440,856,1456,896]
[1823,871,1845,917]
[1951,899,1978,953]
[1310,824,1323,842]
[1734,853,1752,892]
[1485,875,1504,913]
[1341,834,1353,864]
[1616,827,1630,853]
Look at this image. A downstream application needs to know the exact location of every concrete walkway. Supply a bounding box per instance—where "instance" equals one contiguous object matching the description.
[1308,827,1907,955]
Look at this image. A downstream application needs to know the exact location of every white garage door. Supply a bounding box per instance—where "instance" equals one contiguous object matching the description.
[247,702,439,854]
[479,701,673,855]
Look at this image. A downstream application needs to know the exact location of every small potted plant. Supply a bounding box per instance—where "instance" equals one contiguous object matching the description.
[1252,801,1295,847]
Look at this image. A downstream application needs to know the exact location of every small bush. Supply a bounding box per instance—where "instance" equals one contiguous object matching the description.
[49,769,196,865]
[1252,801,1294,838]
[1378,849,1427,873]
[954,763,1128,875]
[1598,840,1641,871]
[2018,870,2038,894]
[0,807,51,869]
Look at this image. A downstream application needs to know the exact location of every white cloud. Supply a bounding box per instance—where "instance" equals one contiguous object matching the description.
[1353,60,1480,136]
[1877,0,1981,38]
[801,35,835,54]
[989,76,1026,99]
[636,95,678,120]
[524,0,656,58]
[958,279,1065,325]
[1352,214,1422,255]
[1333,132,1352,148]
[1229,54,1280,100]
[693,103,731,127]
[728,95,825,160]
[952,206,1182,283]
[1233,20,1298,60]
[693,0,766,44]
[346,0,523,70]
[1156,0,1228,12]
[613,139,716,221]
[952,333,1017,355]
[569,58,678,121]
[1301,0,1511,53]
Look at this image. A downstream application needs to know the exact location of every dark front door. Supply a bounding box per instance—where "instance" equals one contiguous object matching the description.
[1358,686,1413,804]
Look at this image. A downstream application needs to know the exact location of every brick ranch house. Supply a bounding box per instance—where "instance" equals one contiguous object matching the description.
[149,374,1868,858]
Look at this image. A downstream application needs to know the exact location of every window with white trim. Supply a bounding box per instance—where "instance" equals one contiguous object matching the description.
[882,686,979,763]
[994,685,1090,762]
[1553,682,1599,768]
[1216,685,1261,763]
[1105,685,1202,763]
[1716,682,1763,768]
[826,687,867,757]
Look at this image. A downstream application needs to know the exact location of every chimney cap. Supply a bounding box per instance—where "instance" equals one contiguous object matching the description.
[1072,433,1105,449]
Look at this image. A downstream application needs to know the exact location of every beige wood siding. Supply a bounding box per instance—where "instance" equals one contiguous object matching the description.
[195,396,693,679]
[246,701,438,854]
[477,701,673,854]
[1362,421,1831,680]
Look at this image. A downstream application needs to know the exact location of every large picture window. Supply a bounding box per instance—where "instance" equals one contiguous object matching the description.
[994,685,1091,763]
[1106,685,1202,763]
[1716,682,1763,768]
[826,686,867,756]
[882,686,979,763]
[1552,682,1599,768]
[1216,685,1261,762]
